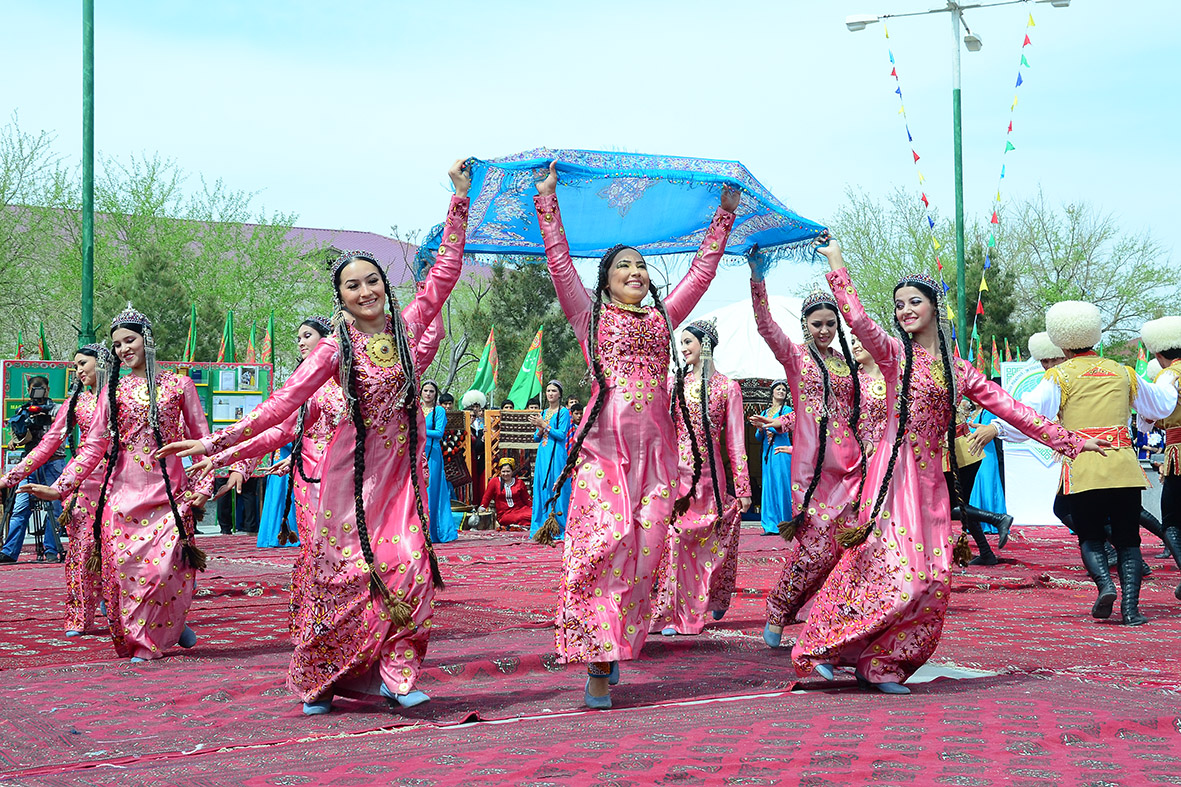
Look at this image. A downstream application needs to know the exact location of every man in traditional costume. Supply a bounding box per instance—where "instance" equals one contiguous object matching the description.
[1139,316,1181,601]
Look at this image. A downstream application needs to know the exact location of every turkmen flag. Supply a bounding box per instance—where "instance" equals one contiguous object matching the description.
[1136,341,1148,377]
[507,327,543,408]
[217,310,236,363]
[260,311,275,366]
[16,328,25,359]
[470,327,498,397]
[38,322,50,360]
[990,336,1000,377]
[183,304,198,362]
[244,321,257,364]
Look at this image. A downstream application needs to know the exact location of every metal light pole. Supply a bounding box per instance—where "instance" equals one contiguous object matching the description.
[80,0,95,346]
[846,0,1071,355]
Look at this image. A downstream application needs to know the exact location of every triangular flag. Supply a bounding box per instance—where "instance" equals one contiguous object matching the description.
[1007,121,1013,133]
[899,104,907,115]
[942,281,950,294]
[1005,140,1016,153]
[906,124,912,142]
[1016,72,1024,88]
[895,86,902,97]
[38,322,49,360]
[991,337,1001,377]
[996,190,1002,202]
[16,329,25,360]
[979,275,989,292]
[991,210,1000,224]
[917,170,925,183]
[976,299,985,316]
[884,23,889,38]
[1028,13,1035,27]
[889,50,895,64]
[967,331,975,361]
[1004,337,1012,362]
[920,193,929,207]
[936,257,944,272]
[244,321,257,364]
[984,253,992,269]
[988,234,996,248]
[912,150,920,163]
[1021,54,1030,68]
[470,327,499,397]
[1023,34,1031,47]
[1011,95,1019,110]
[954,342,962,360]
[891,67,897,78]
[927,216,935,229]
[1001,164,1006,178]
[507,327,545,408]
[217,310,236,363]
[933,238,941,251]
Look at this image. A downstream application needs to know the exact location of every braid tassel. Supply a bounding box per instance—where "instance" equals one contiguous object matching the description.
[533,511,561,546]
[953,532,973,567]
[777,519,798,542]
[369,570,414,629]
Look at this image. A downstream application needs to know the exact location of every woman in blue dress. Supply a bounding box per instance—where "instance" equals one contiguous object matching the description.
[256,443,298,548]
[530,380,572,543]
[755,379,793,535]
[422,380,457,543]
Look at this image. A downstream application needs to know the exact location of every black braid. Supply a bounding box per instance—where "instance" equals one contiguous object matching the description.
[696,366,724,525]
[150,417,201,569]
[88,356,123,573]
[938,327,969,566]
[834,320,868,508]
[64,378,83,457]
[277,404,311,546]
[863,330,915,532]
[789,338,833,534]
[652,286,702,516]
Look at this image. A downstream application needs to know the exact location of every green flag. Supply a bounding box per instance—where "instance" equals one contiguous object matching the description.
[507,327,543,408]
[217,310,236,363]
[1136,341,1148,376]
[38,322,50,360]
[183,304,198,362]
[16,328,25,359]
[470,327,498,398]
[261,310,275,366]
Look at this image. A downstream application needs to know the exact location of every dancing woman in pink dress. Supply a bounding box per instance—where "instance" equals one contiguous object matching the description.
[853,336,889,458]
[24,308,214,662]
[791,238,1108,693]
[1,344,112,636]
[533,163,739,709]
[161,161,472,715]
[650,318,752,636]
[748,275,865,648]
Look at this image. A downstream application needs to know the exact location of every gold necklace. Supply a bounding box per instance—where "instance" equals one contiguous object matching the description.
[366,333,398,368]
[610,300,649,315]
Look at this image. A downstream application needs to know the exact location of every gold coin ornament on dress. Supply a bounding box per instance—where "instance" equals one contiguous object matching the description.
[131,383,160,407]
[366,333,398,368]
[825,356,851,376]
[869,378,888,399]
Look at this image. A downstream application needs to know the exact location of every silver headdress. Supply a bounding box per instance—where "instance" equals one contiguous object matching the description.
[895,271,958,401]
[111,301,162,429]
[79,342,114,393]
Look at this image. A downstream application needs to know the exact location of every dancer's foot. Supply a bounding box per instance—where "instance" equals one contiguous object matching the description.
[65,630,82,637]
[380,684,431,709]
[813,664,835,681]
[661,626,677,636]
[178,626,197,648]
[762,623,783,649]
[302,697,333,715]
[129,657,146,663]
[711,609,726,621]
[99,599,107,616]
[969,553,998,566]
[874,681,911,695]
[585,663,612,710]
[995,514,1013,549]
[607,661,620,686]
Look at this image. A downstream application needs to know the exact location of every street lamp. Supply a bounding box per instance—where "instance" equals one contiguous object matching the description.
[845,0,1071,354]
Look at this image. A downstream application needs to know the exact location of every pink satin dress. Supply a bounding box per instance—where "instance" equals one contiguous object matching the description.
[791,268,1086,683]
[751,280,863,627]
[200,195,467,702]
[534,191,735,663]
[1,392,104,633]
[650,371,751,634]
[858,370,890,457]
[53,374,214,660]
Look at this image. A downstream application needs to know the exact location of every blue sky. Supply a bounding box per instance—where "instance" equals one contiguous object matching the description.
[4,1,1177,317]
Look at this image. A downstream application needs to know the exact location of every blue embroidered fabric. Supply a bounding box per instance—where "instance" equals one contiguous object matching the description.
[417,148,826,275]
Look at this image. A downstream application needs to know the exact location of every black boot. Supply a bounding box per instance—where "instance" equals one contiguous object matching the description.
[962,504,1014,549]
[1079,540,1117,619]
[1105,542,1118,567]
[1159,526,1181,601]
[1116,546,1149,626]
[958,517,997,566]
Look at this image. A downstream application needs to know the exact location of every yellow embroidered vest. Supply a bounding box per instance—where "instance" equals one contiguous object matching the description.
[1154,360,1181,475]
[1047,354,1146,493]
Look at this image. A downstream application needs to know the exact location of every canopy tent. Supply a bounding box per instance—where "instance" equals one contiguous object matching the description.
[688,295,804,381]
[417,148,826,275]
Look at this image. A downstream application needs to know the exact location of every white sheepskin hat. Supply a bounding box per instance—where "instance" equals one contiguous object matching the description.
[460,389,487,409]
[1046,301,1102,351]
[1140,316,1181,354]
[1027,331,1065,362]
[1145,359,1162,380]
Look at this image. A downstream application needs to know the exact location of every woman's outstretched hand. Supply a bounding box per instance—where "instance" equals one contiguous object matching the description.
[449,158,472,198]
[535,161,558,196]
[721,185,740,213]
[17,483,60,501]
[212,471,245,501]
[749,414,774,429]
[156,439,206,460]
[1081,437,1110,456]
[186,458,215,480]
[812,232,845,272]
[966,423,999,455]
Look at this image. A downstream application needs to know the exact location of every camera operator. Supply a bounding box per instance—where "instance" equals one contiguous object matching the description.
[1,376,64,563]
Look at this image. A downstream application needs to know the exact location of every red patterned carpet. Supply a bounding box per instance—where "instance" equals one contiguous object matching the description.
[1,525,1178,786]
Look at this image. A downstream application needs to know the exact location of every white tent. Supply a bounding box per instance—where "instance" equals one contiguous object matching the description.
[689,295,803,380]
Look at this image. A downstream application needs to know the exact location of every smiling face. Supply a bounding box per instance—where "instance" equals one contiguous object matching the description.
[499,463,514,482]
[337,258,387,323]
[805,305,838,351]
[296,324,324,359]
[74,352,98,388]
[850,336,872,366]
[545,384,561,406]
[894,286,934,335]
[111,327,146,371]
[771,383,788,405]
[605,248,649,305]
[679,330,703,367]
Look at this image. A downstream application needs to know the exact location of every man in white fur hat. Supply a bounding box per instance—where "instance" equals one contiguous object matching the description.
[1028,331,1066,371]
[1140,316,1181,601]
[984,301,1177,625]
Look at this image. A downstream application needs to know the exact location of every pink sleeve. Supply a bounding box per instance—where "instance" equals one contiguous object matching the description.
[51,392,112,500]
[726,380,751,498]
[534,193,593,347]
[826,267,900,369]
[959,363,1085,459]
[1,402,69,487]
[665,207,737,325]
[201,338,337,456]
[415,303,445,369]
[179,376,215,499]
[751,279,803,380]
[402,196,469,345]
[776,410,796,433]
[210,409,299,471]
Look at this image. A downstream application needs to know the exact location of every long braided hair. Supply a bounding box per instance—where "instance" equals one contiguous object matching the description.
[683,324,726,532]
[840,277,963,558]
[332,253,442,629]
[543,245,703,529]
[92,317,206,573]
[276,318,332,546]
[65,345,110,457]
[764,380,790,466]
[782,300,862,540]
